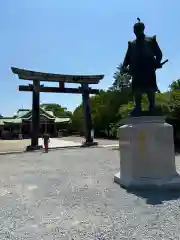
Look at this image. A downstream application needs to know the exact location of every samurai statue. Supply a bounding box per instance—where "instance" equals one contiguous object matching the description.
[122,18,168,116]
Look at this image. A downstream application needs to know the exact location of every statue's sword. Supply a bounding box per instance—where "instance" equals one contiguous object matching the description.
[121,59,168,75]
[156,59,168,93]
[160,59,168,67]
[121,59,169,93]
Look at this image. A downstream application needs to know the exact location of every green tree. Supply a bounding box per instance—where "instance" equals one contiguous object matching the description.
[110,63,131,91]
[169,79,180,91]
[118,93,170,119]
[71,104,84,134]
[167,79,180,118]
[71,89,132,136]
[168,90,180,118]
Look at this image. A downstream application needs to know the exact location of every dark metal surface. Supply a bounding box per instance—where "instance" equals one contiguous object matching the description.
[31,80,40,147]
[19,85,100,94]
[12,66,103,148]
[11,67,104,84]
[81,83,93,144]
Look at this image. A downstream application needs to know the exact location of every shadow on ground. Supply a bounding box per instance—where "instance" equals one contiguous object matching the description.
[126,188,180,205]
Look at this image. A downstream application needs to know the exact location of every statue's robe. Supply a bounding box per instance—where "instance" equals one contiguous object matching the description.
[123,35,162,93]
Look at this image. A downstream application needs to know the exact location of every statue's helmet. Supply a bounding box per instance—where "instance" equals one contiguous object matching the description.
[133,18,145,32]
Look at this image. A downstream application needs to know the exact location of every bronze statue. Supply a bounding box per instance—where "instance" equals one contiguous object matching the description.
[122,18,168,116]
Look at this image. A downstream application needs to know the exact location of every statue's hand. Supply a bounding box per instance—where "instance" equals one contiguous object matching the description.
[155,62,162,69]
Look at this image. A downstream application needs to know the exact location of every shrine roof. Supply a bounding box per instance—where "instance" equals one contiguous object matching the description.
[11,67,104,84]
[0,117,70,125]
[0,108,71,125]
[1,119,22,125]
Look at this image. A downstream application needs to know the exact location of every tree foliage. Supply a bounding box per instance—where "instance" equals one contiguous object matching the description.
[169,79,180,91]
[71,105,84,134]
[168,90,180,118]
[118,93,170,119]
[110,63,131,91]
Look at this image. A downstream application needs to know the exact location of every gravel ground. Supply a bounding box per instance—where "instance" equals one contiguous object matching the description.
[0,148,180,239]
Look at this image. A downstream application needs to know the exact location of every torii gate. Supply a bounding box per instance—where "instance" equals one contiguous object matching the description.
[11,67,104,150]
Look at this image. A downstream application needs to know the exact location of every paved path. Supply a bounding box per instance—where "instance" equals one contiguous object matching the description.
[44,137,118,149]
[0,137,119,154]
[0,139,30,153]
[39,138,82,148]
[0,148,180,239]
[61,136,119,146]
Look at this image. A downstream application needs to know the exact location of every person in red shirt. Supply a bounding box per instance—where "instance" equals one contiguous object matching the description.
[42,133,50,153]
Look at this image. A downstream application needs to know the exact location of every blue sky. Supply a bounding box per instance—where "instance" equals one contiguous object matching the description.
[1,0,180,116]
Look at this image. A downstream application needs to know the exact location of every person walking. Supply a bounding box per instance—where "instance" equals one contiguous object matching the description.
[42,132,50,153]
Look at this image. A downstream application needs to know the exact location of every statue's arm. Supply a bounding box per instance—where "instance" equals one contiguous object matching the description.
[152,35,163,63]
[122,41,131,68]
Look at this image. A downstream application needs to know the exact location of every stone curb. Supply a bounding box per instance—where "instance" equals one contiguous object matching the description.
[0,145,82,155]
[0,144,119,155]
[0,150,26,155]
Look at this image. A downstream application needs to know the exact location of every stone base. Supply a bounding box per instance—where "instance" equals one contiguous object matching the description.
[114,171,180,190]
[81,141,98,147]
[26,145,43,151]
[115,116,179,190]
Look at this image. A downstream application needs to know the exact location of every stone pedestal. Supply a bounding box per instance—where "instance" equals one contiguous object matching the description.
[114,116,180,189]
